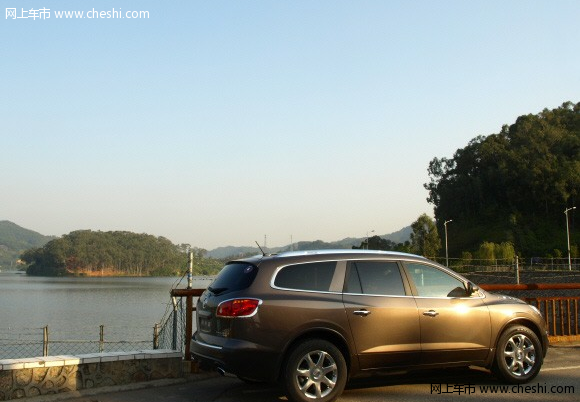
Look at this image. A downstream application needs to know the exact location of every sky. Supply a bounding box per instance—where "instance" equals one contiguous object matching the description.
[2,1,579,250]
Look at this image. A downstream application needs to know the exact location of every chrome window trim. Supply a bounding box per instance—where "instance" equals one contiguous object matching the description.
[193,339,222,350]
[269,256,482,299]
[413,294,486,300]
[271,257,410,295]
[342,292,413,298]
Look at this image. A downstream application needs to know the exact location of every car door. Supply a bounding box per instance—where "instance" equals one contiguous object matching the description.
[403,262,492,365]
[343,260,421,369]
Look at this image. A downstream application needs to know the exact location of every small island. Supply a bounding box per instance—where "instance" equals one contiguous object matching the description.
[20,230,223,277]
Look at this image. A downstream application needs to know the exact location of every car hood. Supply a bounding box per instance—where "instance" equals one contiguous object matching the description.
[483,292,527,306]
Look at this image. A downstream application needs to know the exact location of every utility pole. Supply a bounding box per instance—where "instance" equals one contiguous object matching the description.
[187,251,193,289]
[565,207,576,271]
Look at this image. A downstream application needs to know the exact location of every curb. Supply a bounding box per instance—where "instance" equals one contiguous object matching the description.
[20,372,221,402]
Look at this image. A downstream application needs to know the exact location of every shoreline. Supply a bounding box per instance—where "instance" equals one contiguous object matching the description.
[1,270,215,279]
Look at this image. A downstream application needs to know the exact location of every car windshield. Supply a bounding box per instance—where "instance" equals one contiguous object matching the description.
[208,262,258,295]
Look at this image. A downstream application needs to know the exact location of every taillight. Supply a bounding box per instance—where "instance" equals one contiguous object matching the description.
[216,298,262,317]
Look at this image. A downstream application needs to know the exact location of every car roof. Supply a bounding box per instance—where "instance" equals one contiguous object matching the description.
[231,249,432,265]
[273,249,421,258]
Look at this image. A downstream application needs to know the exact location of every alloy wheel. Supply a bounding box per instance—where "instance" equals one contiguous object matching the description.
[294,350,338,399]
[502,333,536,376]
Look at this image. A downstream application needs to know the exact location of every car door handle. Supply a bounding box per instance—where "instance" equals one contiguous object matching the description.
[423,310,439,317]
[353,310,371,317]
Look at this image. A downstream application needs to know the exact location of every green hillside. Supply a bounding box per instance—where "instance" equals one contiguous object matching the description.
[426,102,579,257]
[21,230,223,277]
[0,221,55,270]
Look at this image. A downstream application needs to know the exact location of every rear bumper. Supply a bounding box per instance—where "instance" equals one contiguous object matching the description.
[190,332,280,382]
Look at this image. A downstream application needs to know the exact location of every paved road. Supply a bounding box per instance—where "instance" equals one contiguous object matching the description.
[49,345,580,402]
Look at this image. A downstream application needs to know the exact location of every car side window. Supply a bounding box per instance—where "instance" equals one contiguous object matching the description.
[406,263,466,297]
[274,261,337,292]
[345,261,406,296]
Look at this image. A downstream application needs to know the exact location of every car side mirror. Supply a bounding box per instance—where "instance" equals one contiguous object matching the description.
[466,282,479,296]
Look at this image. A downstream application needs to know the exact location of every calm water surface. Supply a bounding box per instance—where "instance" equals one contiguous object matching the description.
[0,272,212,341]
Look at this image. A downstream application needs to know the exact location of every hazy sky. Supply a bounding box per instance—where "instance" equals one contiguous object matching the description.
[2,1,579,250]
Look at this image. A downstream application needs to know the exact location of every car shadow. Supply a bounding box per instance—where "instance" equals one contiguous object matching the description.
[345,366,500,390]
[218,366,502,402]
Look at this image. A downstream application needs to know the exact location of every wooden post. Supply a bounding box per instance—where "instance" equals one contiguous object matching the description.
[171,297,178,350]
[43,326,49,357]
[99,325,104,352]
[153,323,159,349]
[170,289,204,360]
[185,294,193,360]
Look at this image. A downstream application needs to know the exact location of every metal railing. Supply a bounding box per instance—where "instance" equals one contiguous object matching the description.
[525,297,580,341]
[1,291,201,360]
[0,325,152,359]
[480,283,580,342]
[430,256,579,274]
[154,296,187,353]
[151,288,203,358]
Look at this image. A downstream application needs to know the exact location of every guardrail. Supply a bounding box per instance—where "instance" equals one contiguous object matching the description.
[524,297,579,342]
[0,325,153,359]
[480,283,580,342]
[479,283,580,291]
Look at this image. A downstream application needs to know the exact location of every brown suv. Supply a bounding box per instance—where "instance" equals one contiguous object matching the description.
[190,250,548,402]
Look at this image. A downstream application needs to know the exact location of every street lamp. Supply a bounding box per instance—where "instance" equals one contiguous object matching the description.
[444,220,452,267]
[565,207,576,271]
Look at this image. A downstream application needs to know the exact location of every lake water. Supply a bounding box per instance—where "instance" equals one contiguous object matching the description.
[0,272,213,358]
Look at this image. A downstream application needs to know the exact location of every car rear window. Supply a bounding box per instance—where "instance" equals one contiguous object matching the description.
[274,261,337,292]
[208,263,258,295]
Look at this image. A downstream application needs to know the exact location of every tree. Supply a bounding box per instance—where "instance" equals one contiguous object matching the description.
[476,242,496,263]
[21,230,199,276]
[352,235,398,251]
[425,102,580,256]
[410,214,441,257]
[495,242,516,262]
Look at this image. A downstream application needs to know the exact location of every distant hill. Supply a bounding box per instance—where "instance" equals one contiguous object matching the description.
[206,226,412,259]
[382,226,413,244]
[0,221,55,269]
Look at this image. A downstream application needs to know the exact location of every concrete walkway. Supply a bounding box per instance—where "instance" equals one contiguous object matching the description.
[24,343,580,402]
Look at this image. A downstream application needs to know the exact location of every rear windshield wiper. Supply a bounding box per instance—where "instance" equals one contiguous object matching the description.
[208,286,228,295]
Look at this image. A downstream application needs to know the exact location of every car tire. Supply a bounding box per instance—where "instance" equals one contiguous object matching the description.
[492,325,543,384]
[283,339,347,402]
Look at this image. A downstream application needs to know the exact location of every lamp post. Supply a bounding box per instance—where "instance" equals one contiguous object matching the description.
[444,220,452,267]
[565,207,576,271]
